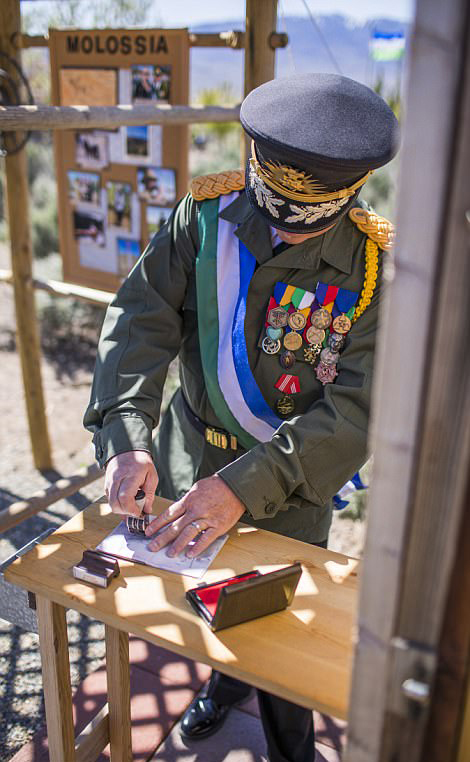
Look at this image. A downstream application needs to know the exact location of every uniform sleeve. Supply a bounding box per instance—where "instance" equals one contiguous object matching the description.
[217,277,382,520]
[83,193,199,467]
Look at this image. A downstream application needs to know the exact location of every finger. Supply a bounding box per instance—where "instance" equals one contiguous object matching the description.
[142,467,159,515]
[145,500,185,536]
[107,472,126,514]
[117,476,144,516]
[147,519,182,552]
[185,528,219,559]
[165,523,201,558]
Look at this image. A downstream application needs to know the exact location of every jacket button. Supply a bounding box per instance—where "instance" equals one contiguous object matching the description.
[265,502,276,515]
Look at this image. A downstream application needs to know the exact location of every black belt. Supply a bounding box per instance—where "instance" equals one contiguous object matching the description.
[181,394,238,451]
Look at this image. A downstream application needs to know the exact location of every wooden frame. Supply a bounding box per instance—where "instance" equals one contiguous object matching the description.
[345,0,470,759]
[49,28,190,292]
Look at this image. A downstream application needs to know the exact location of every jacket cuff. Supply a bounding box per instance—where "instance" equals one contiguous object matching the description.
[92,412,153,467]
[217,450,287,521]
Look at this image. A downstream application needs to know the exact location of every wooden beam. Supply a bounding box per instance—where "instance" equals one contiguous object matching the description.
[0,0,53,470]
[189,31,245,48]
[345,0,470,760]
[75,704,110,762]
[105,626,132,762]
[0,103,241,131]
[18,30,288,50]
[0,268,113,305]
[0,463,102,533]
[36,597,76,762]
[243,0,278,161]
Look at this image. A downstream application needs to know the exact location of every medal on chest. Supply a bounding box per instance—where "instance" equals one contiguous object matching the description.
[260,279,359,398]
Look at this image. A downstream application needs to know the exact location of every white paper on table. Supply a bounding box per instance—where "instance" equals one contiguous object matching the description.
[95,521,228,579]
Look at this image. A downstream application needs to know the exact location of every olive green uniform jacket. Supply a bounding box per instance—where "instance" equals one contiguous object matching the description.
[84,191,383,543]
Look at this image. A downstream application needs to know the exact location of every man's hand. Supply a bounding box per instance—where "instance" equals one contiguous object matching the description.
[145,474,245,558]
[105,450,158,517]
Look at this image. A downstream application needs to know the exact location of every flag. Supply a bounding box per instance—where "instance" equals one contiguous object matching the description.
[370,31,405,62]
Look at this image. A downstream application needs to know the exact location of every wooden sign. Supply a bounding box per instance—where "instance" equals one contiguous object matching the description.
[49,28,189,291]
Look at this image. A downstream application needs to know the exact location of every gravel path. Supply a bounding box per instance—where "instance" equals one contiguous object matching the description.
[0,243,365,760]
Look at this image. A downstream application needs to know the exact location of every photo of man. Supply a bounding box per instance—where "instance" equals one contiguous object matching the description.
[137,167,176,204]
[67,171,100,207]
[106,181,133,230]
[131,65,171,104]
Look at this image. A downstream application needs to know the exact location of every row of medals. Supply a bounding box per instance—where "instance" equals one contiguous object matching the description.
[261,305,352,416]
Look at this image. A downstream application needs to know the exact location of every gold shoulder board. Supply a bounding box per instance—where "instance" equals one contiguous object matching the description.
[190,169,245,201]
[348,207,395,252]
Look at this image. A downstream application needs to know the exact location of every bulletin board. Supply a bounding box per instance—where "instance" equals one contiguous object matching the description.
[49,28,189,291]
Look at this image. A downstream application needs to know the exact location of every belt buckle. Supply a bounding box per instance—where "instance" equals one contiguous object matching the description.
[205,427,227,449]
[205,427,237,450]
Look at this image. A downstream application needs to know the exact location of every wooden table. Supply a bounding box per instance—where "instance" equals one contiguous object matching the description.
[5,496,359,762]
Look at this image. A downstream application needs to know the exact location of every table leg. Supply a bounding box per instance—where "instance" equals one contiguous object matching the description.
[36,595,76,762]
[105,624,132,762]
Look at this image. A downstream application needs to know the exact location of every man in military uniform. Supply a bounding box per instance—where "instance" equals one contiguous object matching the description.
[85,73,398,762]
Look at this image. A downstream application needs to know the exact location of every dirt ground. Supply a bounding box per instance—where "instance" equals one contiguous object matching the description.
[0,241,366,759]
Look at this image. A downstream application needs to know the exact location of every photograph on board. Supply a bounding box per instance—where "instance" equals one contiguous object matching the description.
[131,65,171,104]
[117,237,141,276]
[73,208,106,247]
[75,132,109,170]
[137,167,176,205]
[124,125,149,158]
[60,68,117,107]
[67,170,101,207]
[146,205,172,238]
[106,181,133,231]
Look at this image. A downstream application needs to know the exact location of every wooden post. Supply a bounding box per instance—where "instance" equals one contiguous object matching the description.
[345,0,470,760]
[105,625,132,762]
[0,0,52,470]
[421,473,470,761]
[36,596,76,762]
[242,0,278,161]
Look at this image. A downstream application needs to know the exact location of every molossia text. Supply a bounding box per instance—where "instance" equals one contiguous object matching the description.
[66,34,169,56]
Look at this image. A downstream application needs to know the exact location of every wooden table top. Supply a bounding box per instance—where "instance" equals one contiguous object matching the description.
[5,497,359,718]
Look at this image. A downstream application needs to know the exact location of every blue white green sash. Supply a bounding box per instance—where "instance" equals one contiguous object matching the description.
[196,192,282,449]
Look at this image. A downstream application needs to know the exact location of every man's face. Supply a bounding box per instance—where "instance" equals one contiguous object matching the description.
[274,224,335,245]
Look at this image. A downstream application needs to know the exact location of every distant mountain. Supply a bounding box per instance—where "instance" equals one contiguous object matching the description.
[189,15,408,99]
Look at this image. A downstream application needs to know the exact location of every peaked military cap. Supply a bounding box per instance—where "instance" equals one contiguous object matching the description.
[240,73,399,233]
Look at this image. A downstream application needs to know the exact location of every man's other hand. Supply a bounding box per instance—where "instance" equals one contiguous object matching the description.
[105,450,158,517]
[145,475,245,558]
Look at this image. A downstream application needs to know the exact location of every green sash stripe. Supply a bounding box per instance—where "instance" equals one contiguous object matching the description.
[196,199,258,450]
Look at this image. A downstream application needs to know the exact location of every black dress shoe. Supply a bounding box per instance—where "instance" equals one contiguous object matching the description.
[180,696,231,739]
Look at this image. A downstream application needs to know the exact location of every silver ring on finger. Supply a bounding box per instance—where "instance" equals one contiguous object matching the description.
[190,520,208,533]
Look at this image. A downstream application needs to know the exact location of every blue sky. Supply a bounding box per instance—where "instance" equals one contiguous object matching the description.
[22,0,415,26]
[153,0,414,25]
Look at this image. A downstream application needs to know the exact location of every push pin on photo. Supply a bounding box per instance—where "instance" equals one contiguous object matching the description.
[126,488,149,535]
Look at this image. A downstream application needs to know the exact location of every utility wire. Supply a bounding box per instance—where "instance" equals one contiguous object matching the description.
[299,0,343,75]
[278,0,297,74]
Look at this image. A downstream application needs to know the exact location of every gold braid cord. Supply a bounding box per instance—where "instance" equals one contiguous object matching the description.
[353,238,379,322]
[190,169,245,201]
[348,207,395,251]
[349,207,393,321]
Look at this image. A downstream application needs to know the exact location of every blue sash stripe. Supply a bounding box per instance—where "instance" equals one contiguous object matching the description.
[232,241,284,429]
